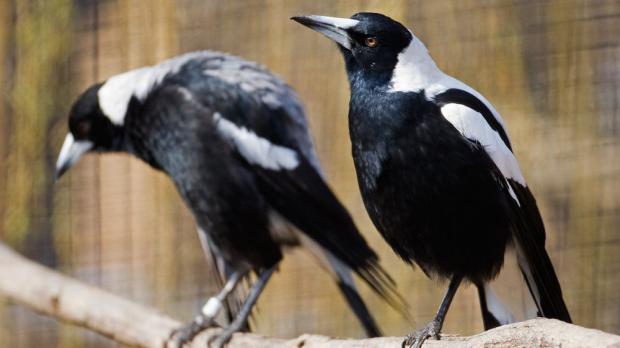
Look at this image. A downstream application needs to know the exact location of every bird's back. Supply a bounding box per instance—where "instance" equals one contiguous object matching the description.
[158,51,322,171]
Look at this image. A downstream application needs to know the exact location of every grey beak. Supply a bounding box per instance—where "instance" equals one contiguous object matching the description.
[292,15,360,50]
[55,133,93,180]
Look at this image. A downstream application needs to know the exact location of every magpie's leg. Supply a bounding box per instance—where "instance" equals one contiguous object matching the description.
[402,274,463,348]
[208,264,277,348]
[169,270,246,348]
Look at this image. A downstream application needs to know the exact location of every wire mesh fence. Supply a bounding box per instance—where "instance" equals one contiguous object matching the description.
[0,0,619,347]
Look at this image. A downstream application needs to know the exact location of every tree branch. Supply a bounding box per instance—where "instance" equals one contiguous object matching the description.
[0,242,618,348]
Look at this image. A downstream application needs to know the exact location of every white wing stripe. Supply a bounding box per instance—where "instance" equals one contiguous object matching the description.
[440,103,526,187]
[214,113,299,171]
[388,35,508,132]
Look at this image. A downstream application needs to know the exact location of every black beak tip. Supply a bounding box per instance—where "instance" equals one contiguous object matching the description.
[290,16,311,26]
[54,166,67,182]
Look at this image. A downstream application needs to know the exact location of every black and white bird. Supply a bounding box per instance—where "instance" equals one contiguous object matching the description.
[54,51,405,347]
[293,13,571,347]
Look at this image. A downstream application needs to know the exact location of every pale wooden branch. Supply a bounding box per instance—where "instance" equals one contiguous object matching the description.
[0,242,619,348]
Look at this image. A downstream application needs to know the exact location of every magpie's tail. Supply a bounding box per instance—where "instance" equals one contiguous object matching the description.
[507,180,572,323]
[253,157,411,326]
[475,282,515,330]
[297,233,383,336]
[515,243,572,322]
[327,252,382,337]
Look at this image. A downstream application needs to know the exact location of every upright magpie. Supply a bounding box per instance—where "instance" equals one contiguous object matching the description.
[54,50,405,347]
[293,13,572,347]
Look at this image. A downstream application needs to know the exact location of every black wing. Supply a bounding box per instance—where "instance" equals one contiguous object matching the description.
[506,180,572,322]
[131,85,259,327]
[436,91,571,322]
[251,152,407,312]
[210,106,407,314]
[139,83,408,317]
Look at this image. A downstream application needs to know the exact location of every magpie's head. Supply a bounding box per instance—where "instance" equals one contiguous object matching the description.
[55,83,124,179]
[293,13,412,85]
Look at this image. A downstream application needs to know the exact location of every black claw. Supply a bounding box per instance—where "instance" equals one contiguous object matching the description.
[402,334,413,348]
[402,319,442,348]
[169,314,214,347]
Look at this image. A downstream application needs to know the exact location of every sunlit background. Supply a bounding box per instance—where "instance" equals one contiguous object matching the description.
[0,0,619,346]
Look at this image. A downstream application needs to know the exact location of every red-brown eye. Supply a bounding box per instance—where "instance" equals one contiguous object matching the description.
[365,37,378,47]
[76,120,91,138]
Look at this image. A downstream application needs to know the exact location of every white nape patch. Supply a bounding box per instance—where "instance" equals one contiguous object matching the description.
[98,68,154,125]
[213,113,299,170]
[388,32,509,133]
[484,283,515,325]
[440,103,526,186]
[390,34,525,205]
[97,53,203,125]
[388,34,444,94]
[201,297,223,318]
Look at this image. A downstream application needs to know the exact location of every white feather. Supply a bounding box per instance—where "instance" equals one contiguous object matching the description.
[440,103,525,186]
[213,113,299,170]
[388,31,525,202]
[388,32,508,132]
[388,35,444,94]
[97,52,208,126]
[484,283,515,325]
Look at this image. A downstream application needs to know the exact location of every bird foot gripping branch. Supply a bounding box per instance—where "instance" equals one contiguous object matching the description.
[402,319,441,348]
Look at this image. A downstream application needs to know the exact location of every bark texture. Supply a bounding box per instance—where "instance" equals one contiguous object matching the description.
[0,242,618,348]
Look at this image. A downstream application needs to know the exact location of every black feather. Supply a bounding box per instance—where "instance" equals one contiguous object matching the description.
[507,180,572,323]
[349,89,512,282]
[434,89,512,150]
[248,154,409,317]
[336,281,382,337]
[62,50,405,336]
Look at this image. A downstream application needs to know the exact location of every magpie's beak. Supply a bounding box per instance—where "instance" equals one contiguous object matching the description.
[292,15,359,51]
[55,133,93,180]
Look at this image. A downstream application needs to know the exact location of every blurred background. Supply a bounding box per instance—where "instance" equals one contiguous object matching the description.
[0,0,619,346]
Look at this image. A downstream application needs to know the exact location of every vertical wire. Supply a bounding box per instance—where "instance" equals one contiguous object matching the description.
[92,0,102,287]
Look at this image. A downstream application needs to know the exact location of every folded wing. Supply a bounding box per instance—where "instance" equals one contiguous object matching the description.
[436,89,571,322]
[211,110,407,312]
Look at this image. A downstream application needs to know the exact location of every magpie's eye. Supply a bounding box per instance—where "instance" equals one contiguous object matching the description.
[365,37,378,47]
[76,120,92,138]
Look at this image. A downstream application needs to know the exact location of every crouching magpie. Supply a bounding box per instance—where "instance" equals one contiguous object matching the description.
[54,50,406,347]
[294,13,572,348]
